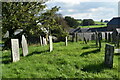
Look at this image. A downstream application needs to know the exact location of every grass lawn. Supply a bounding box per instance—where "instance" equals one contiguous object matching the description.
[1,41,119,78]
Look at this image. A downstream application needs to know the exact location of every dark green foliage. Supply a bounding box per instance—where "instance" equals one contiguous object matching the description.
[81,19,95,26]
[64,16,80,28]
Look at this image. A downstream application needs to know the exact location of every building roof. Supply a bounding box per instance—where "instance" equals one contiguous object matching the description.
[107,17,120,25]
[69,27,107,33]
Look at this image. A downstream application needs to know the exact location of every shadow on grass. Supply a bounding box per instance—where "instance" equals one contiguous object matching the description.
[81,62,107,73]
[114,53,120,56]
[27,50,49,57]
[2,59,11,64]
[80,48,100,57]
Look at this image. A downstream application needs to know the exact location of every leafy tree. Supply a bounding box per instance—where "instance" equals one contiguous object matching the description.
[81,19,95,26]
[64,16,79,28]
[2,2,47,49]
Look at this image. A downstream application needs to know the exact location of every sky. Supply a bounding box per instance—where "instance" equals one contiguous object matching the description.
[45,0,119,21]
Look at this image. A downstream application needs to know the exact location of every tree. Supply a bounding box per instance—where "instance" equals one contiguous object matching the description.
[81,19,95,26]
[64,16,79,28]
[2,2,47,49]
[2,2,69,49]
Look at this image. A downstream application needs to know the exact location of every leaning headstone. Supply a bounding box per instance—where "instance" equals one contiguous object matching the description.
[11,39,20,62]
[49,36,53,52]
[21,35,28,56]
[40,36,42,46]
[65,36,67,46]
[104,44,114,68]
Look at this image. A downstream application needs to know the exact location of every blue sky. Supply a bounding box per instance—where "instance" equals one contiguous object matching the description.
[45,0,119,21]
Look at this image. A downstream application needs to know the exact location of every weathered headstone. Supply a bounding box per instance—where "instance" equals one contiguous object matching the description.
[44,38,47,45]
[116,33,120,48]
[104,44,114,68]
[43,37,47,46]
[95,31,98,46]
[98,33,101,49]
[72,34,75,42]
[40,36,42,46]
[21,35,28,56]
[65,36,67,46]
[49,36,53,52]
[75,33,78,42]
[108,33,111,42]
[11,39,20,62]
[105,32,107,42]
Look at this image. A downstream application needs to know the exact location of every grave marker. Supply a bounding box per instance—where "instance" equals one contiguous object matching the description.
[49,36,53,52]
[40,36,42,46]
[65,36,67,46]
[21,35,28,56]
[104,44,114,68]
[11,39,20,62]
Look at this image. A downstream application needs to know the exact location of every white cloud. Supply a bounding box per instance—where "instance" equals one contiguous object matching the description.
[67,9,77,12]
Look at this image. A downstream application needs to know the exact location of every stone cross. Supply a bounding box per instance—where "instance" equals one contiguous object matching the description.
[65,36,67,46]
[40,36,42,46]
[11,39,20,62]
[21,35,28,56]
[104,44,114,68]
[49,36,53,52]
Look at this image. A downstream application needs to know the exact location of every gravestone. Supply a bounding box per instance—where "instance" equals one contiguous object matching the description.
[49,36,53,52]
[75,33,78,42]
[40,36,42,46]
[116,33,120,48]
[95,31,98,46]
[108,33,111,42]
[105,32,107,42]
[72,34,75,42]
[11,39,20,62]
[65,36,67,46]
[44,38,47,45]
[98,33,101,49]
[104,44,114,68]
[43,37,47,46]
[21,35,28,56]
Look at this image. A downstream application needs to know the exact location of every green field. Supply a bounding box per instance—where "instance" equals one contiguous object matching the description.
[78,21,107,28]
[1,41,119,78]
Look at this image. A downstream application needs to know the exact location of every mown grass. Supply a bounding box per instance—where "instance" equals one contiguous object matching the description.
[1,41,119,78]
